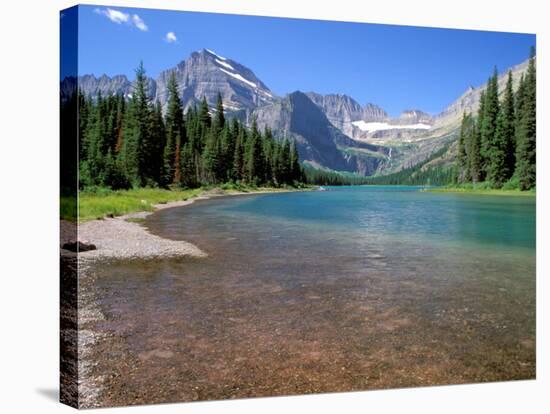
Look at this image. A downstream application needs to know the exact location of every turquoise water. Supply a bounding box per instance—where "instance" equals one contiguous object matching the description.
[206,186,535,250]
[93,186,536,405]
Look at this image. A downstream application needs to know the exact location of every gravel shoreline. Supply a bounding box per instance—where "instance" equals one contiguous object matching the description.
[72,188,303,262]
[76,195,209,262]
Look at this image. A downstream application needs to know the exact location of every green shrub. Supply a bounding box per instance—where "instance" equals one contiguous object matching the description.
[502,176,520,190]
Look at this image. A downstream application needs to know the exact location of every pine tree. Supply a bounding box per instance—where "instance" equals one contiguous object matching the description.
[100,149,130,190]
[278,139,291,185]
[457,113,469,183]
[480,68,499,178]
[104,94,118,154]
[119,95,136,181]
[202,127,221,183]
[135,62,152,185]
[163,72,185,185]
[120,61,152,186]
[78,90,91,160]
[488,110,510,188]
[223,118,238,181]
[180,142,197,188]
[61,89,79,191]
[198,96,211,129]
[271,143,281,185]
[501,71,516,179]
[515,74,526,135]
[469,121,482,184]
[290,140,301,183]
[245,119,264,184]
[149,101,166,185]
[515,49,536,190]
[233,128,245,181]
[114,95,125,154]
[217,125,230,181]
[262,127,274,184]
[475,90,486,181]
[212,93,225,132]
[187,106,202,182]
[85,91,106,184]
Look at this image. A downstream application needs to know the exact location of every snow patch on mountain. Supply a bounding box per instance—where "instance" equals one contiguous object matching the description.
[352,120,432,132]
[259,89,273,98]
[222,102,242,111]
[215,59,234,70]
[219,68,257,88]
[205,48,226,61]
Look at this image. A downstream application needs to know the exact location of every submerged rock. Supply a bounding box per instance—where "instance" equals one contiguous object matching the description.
[62,240,97,252]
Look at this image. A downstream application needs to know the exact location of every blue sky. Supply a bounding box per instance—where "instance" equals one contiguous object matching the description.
[66,5,535,116]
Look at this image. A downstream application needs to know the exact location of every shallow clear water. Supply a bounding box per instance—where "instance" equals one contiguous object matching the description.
[91,186,536,405]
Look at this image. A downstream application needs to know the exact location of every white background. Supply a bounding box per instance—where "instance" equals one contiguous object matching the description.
[0,0,547,412]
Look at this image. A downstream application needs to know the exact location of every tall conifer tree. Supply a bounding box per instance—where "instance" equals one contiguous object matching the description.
[457,113,469,183]
[480,68,500,177]
[501,71,516,179]
[515,49,536,190]
[163,72,185,184]
[290,140,302,183]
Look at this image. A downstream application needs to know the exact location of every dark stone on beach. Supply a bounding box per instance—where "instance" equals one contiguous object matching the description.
[62,240,97,252]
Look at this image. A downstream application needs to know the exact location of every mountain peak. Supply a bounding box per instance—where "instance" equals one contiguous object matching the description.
[153,49,276,115]
[202,48,228,61]
[395,109,433,125]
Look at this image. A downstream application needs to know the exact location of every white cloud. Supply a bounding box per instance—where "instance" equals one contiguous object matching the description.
[94,8,148,31]
[165,32,177,43]
[94,8,129,24]
[132,14,148,32]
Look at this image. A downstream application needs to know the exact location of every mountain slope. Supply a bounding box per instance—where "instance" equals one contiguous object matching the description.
[434,59,530,131]
[254,91,390,175]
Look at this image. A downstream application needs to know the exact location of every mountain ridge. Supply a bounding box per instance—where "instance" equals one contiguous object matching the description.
[64,49,531,177]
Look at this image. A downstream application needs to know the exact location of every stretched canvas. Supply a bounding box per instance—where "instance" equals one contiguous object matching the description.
[60,4,536,409]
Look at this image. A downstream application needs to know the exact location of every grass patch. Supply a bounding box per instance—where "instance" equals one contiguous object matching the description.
[339,146,389,159]
[60,196,77,221]
[76,187,203,222]
[427,182,535,196]
[64,184,311,222]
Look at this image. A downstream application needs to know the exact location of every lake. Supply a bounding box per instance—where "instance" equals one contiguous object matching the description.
[91,186,536,405]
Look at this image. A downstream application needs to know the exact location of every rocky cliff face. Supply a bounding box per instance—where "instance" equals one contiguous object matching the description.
[155,49,275,117]
[305,93,391,140]
[255,91,389,175]
[363,103,389,122]
[306,93,435,141]
[391,109,433,126]
[72,74,156,100]
[78,74,131,97]
[305,92,365,136]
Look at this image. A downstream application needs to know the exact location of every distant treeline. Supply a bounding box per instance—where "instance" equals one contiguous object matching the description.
[303,166,371,186]
[63,62,305,190]
[457,49,536,190]
[304,145,456,187]
[364,144,457,186]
